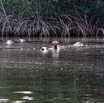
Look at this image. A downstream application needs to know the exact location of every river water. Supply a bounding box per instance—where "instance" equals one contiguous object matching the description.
[0,37,104,103]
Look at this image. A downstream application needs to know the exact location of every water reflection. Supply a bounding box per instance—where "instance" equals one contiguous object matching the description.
[0,38,104,103]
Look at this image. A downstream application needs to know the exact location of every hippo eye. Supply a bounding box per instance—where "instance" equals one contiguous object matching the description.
[40,47,44,50]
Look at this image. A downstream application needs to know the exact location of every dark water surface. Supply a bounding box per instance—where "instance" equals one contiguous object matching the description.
[0,37,104,103]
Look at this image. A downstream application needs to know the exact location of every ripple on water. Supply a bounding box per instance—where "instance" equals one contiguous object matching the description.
[12,100,25,103]
[0,99,9,102]
[13,91,33,94]
[21,96,34,101]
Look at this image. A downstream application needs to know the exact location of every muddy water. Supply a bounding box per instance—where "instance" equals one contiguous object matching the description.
[0,37,104,103]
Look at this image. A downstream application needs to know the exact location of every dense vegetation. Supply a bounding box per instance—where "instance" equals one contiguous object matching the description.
[0,0,104,37]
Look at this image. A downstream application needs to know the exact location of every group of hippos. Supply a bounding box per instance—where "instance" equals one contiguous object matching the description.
[5,39,84,54]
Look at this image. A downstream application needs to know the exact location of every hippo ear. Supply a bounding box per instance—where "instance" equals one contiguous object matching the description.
[52,41,59,45]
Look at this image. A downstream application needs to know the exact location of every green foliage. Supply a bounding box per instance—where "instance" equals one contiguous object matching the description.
[90,0,104,14]
[1,0,104,18]
[2,0,33,17]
